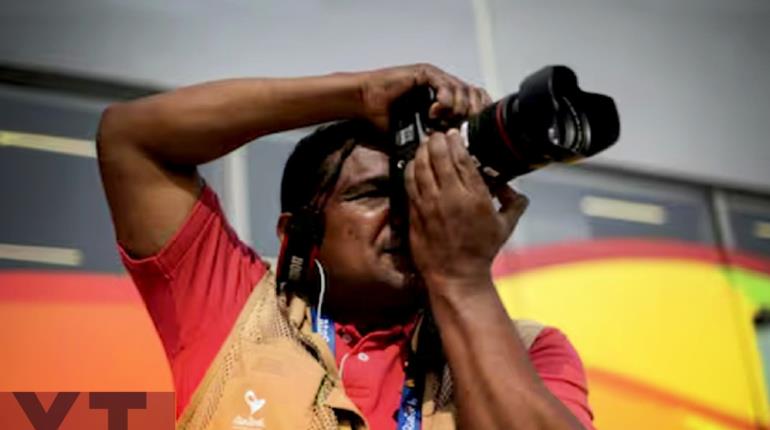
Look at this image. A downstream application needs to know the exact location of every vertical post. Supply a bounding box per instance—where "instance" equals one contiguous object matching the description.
[470,0,502,99]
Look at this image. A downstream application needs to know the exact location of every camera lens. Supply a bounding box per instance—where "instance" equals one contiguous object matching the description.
[463,66,620,187]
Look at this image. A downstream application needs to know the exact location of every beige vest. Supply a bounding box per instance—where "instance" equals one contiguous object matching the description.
[177,270,543,430]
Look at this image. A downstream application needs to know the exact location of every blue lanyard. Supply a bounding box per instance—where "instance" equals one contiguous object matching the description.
[311,309,424,430]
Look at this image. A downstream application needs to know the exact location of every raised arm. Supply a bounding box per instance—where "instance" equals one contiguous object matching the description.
[404,130,589,429]
[96,64,467,258]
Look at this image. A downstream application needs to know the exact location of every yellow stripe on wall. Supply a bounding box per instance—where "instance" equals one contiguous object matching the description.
[0,243,83,267]
[0,130,96,158]
[754,221,770,240]
[580,195,667,225]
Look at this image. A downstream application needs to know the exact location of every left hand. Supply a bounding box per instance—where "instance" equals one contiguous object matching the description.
[404,130,528,294]
[359,63,492,130]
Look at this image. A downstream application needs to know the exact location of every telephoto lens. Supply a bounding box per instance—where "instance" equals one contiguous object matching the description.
[387,65,620,243]
[389,65,620,189]
[462,65,620,187]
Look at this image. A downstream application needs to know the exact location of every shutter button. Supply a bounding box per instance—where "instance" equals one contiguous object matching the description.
[357,352,370,362]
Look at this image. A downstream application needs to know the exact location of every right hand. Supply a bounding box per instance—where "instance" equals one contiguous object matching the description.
[358,63,492,130]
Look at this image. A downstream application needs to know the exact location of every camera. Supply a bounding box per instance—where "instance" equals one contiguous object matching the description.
[277,66,620,294]
[388,65,620,238]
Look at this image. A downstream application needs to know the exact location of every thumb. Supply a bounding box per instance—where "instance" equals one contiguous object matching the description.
[495,185,528,235]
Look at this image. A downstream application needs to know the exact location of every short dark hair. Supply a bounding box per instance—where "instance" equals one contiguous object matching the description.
[280,119,387,214]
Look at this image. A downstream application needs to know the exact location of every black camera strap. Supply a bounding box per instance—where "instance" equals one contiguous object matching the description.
[276,139,358,296]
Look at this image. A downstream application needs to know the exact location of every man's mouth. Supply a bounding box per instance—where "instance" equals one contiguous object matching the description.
[382,246,412,275]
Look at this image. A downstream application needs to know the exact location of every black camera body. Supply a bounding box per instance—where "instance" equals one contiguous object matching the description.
[388,65,620,240]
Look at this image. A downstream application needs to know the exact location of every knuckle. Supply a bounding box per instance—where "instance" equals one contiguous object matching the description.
[519,195,530,209]
[417,62,435,71]
[430,136,449,153]
[446,130,462,146]
[413,63,431,83]
[418,63,442,81]
[429,132,446,145]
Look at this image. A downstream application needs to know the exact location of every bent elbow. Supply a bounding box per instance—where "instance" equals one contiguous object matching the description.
[96,102,128,155]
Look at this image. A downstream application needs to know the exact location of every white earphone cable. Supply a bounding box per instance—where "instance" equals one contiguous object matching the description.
[315,259,326,331]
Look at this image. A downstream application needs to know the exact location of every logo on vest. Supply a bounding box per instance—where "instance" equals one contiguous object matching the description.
[232,389,266,429]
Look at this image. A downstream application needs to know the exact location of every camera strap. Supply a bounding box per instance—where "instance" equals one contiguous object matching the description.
[311,309,426,430]
[276,140,358,295]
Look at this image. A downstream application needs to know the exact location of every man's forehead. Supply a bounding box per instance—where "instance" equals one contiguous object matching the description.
[336,145,389,186]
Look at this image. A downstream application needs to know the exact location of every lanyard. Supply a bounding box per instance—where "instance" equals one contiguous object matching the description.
[311,309,425,430]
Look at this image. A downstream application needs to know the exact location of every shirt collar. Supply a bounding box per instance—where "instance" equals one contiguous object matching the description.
[336,312,421,347]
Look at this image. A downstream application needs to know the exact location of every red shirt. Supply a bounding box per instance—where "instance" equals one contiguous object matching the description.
[121,185,595,429]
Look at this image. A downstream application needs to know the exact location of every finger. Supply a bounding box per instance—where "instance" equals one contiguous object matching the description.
[404,159,422,205]
[429,99,453,120]
[404,159,431,248]
[422,65,464,94]
[415,65,451,119]
[407,201,429,258]
[496,185,529,236]
[469,86,484,116]
[428,78,457,120]
[429,85,456,121]
[414,140,439,199]
[447,129,487,192]
[409,200,426,235]
[427,132,460,189]
[435,86,454,113]
[430,82,459,120]
[453,85,470,118]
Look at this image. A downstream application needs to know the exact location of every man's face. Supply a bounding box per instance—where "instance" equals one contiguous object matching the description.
[316,145,416,311]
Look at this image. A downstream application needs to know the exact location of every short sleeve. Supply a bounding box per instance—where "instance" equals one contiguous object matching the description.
[529,327,595,430]
[118,184,268,416]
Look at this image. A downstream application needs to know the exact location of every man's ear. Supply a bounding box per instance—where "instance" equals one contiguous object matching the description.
[276,213,292,243]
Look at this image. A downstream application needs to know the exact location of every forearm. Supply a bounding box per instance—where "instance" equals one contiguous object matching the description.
[428,278,583,430]
[98,72,365,166]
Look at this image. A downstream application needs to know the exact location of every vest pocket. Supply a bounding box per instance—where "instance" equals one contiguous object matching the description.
[204,338,326,430]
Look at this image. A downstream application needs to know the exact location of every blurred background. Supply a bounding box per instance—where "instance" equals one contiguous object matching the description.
[1,0,769,428]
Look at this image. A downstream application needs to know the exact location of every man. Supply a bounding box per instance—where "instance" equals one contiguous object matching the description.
[97,64,593,429]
